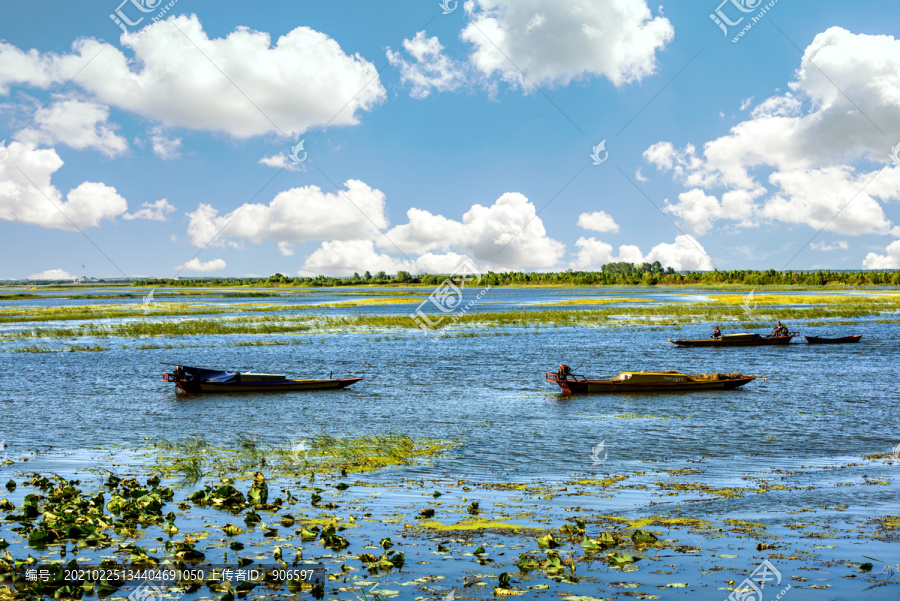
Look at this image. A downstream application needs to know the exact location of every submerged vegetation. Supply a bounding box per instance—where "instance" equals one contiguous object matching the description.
[149,433,457,483]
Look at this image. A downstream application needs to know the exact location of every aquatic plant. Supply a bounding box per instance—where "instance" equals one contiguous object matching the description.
[148,433,455,481]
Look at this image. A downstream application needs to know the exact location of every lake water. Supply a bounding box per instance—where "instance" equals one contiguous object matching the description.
[1,286,898,599]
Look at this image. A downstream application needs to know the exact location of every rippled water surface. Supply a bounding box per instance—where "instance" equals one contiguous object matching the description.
[1,286,898,599]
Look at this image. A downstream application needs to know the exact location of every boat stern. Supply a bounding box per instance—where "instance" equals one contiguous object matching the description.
[545,371,575,394]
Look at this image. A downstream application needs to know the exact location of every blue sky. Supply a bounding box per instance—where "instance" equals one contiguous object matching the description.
[1,0,899,279]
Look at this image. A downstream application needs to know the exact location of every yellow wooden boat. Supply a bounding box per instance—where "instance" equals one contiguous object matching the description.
[546,367,757,394]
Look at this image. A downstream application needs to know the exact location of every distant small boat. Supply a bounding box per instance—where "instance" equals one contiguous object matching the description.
[546,368,757,394]
[163,365,362,393]
[804,335,862,345]
[668,332,797,347]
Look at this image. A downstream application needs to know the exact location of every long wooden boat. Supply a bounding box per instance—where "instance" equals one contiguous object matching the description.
[668,332,796,347]
[546,369,757,394]
[804,335,862,345]
[163,365,362,393]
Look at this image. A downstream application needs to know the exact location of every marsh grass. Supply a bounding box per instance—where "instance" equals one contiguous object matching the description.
[12,343,107,352]
[232,339,312,347]
[149,432,455,482]
[13,344,56,353]
[0,301,291,324]
[0,295,420,326]
[135,342,199,350]
[4,293,896,342]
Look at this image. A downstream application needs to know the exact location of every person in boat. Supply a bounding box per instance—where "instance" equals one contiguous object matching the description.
[711,326,721,340]
[557,364,571,380]
[773,321,789,337]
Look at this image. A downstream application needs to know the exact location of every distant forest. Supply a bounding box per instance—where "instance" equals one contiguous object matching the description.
[131,261,900,287]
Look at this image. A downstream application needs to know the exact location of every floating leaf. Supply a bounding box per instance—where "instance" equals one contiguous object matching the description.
[248,472,268,505]
[388,551,405,568]
[631,529,658,544]
[380,537,393,550]
[286,577,305,594]
[560,522,584,536]
[581,538,602,553]
[606,552,642,565]
[493,588,524,597]
[468,502,480,515]
[517,553,540,570]
[223,523,243,536]
[419,508,435,519]
[537,534,560,549]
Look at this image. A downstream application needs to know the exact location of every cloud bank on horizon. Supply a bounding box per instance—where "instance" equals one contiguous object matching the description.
[1,0,899,277]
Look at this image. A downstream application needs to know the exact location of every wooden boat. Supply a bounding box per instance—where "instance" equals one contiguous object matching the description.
[668,332,797,347]
[163,365,362,393]
[546,369,757,394]
[804,335,862,345]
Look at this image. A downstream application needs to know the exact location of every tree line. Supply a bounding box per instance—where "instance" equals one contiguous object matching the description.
[132,262,900,288]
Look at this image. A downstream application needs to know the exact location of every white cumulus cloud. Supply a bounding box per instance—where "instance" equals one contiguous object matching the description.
[185,179,388,249]
[258,153,304,171]
[386,32,467,99]
[382,192,565,269]
[460,0,673,88]
[862,240,900,268]
[123,199,176,221]
[577,211,619,233]
[27,269,76,280]
[0,15,385,138]
[663,188,759,236]
[297,191,565,275]
[176,257,226,272]
[0,142,127,230]
[15,98,127,157]
[150,129,182,160]
[572,235,713,271]
[810,240,848,251]
[644,28,900,239]
[304,240,413,276]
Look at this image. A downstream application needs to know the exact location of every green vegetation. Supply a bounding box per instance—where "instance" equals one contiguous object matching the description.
[3,292,896,341]
[0,296,421,325]
[11,343,108,353]
[150,433,457,483]
[126,264,900,288]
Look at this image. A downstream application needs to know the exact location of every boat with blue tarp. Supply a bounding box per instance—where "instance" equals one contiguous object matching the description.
[163,365,362,393]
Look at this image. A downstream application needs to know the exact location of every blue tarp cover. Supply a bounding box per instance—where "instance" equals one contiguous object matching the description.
[181,366,240,384]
